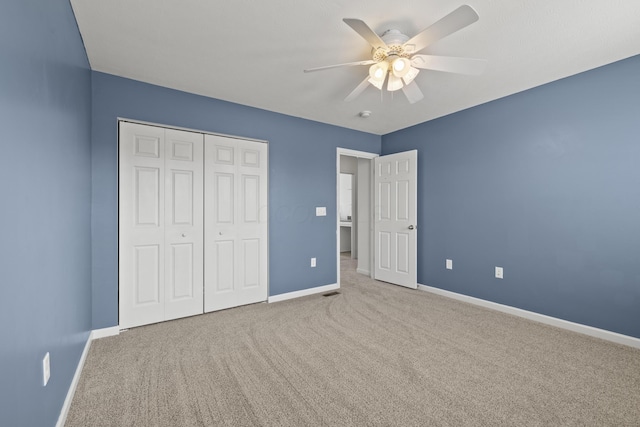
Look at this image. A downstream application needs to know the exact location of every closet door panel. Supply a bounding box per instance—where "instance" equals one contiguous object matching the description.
[134,167,161,226]
[215,173,235,224]
[215,240,235,292]
[205,135,268,312]
[241,239,260,289]
[119,123,204,328]
[168,243,194,299]
[170,170,194,225]
[242,175,260,223]
[204,136,237,311]
[119,122,166,328]
[133,244,162,305]
[164,129,204,322]
[235,141,268,306]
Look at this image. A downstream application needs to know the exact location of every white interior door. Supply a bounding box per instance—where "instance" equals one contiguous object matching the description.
[119,123,166,328]
[163,129,204,321]
[374,150,417,289]
[119,122,204,328]
[204,135,268,312]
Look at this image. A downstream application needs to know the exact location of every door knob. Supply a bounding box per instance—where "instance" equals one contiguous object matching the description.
[408,225,415,230]
[181,233,187,237]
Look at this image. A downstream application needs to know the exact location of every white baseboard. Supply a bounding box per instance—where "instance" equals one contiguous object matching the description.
[268,283,339,303]
[91,326,120,340]
[356,268,370,276]
[56,333,92,427]
[417,284,640,349]
[56,325,121,427]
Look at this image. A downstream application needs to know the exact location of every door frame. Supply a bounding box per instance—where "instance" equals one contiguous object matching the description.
[336,148,378,287]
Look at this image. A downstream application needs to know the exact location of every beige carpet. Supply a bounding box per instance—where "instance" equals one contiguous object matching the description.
[66,256,640,426]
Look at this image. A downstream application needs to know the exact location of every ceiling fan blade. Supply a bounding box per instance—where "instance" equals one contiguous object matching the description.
[344,77,371,102]
[411,55,487,75]
[343,18,388,50]
[304,60,376,73]
[404,5,479,54]
[401,81,424,104]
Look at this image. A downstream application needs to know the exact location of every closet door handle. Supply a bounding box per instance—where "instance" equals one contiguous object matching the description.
[181,233,187,237]
[408,225,415,230]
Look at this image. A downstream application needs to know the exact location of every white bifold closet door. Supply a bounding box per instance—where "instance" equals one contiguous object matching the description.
[204,134,268,312]
[119,122,204,329]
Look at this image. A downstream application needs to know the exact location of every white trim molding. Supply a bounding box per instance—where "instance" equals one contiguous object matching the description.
[55,334,92,427]
[91,326,121,340]
[418,284,640,349]
[56,326,121,426]
[118,117,268,144]
[268,283,339,303]
[337,148,380,159]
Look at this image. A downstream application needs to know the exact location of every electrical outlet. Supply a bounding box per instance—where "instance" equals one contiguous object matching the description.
[315,207,326,216]
[43,352,50,386]
[446,259,453,270]
[311,257,316,267]
[495,266,504,279]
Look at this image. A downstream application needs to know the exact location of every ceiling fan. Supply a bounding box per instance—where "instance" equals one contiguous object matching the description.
[304,5,486,104]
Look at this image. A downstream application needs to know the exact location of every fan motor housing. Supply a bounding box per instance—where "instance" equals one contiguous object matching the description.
[372,29,412,61]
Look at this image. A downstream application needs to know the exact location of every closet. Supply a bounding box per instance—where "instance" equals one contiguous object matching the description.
[118,122,268,329]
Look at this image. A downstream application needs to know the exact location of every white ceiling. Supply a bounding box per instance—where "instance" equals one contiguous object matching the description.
[70,0,640,135]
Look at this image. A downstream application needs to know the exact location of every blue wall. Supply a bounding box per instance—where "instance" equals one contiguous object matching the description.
[91,72,381,329]
[382,55,640,338]
[0,1,92,426]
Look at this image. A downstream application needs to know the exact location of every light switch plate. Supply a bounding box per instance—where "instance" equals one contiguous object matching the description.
[311,257,316,267]
[315,207,326,216]
[446,259,453,270]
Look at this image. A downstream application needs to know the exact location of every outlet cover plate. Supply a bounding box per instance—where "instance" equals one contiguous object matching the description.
[495,266,504,279]
[315,207,326,216]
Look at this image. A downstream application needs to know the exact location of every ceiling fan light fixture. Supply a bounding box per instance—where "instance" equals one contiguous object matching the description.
[368,62,388,81]
[387,74,403,92]
[367,77,384,90]
[391,57,411,77]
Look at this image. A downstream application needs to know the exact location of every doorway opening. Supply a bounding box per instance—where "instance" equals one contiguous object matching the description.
[336,148,378,287]
[336,148,418,290]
